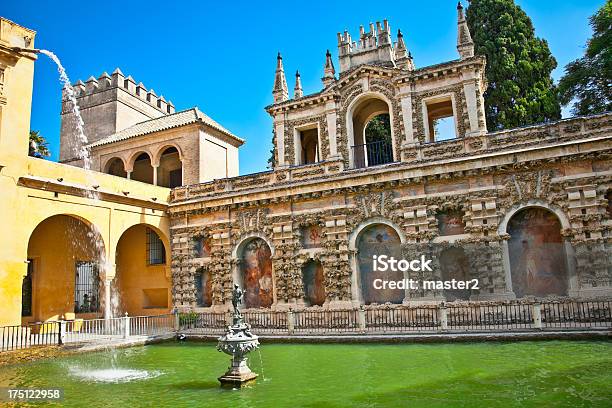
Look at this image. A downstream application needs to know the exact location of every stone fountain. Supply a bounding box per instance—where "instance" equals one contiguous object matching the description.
[217,284,260,387]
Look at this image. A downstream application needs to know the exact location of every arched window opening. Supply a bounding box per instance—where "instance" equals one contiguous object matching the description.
[158,146,182,188]
[302,260,325,306]
[350,97,393,168]
[105,158,127,178]
[237,238,273,308]
[131,153,154,184]
[507,207,568,298]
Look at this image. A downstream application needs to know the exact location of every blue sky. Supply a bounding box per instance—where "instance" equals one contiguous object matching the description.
[4,0,604,175]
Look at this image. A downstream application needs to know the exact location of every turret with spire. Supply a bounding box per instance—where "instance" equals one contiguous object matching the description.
[272,52,289,103]
[294,70,303,99]
[322,50,336,87]
[456,2,474,59]
[394,29,414,71]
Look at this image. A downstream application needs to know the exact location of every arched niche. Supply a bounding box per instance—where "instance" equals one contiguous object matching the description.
[234,237,273,308]
[302,259,325,306]
[506,207,568,298]
[355,223,403,305]
[195,268,213,307]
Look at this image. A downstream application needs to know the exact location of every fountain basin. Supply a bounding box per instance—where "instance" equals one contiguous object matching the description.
[217,326,260,387]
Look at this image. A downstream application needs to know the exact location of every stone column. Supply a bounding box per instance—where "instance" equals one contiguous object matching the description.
[325,100,339,159]
[274,113,288,168]
[104,279,112,319]
[153,164,159,185]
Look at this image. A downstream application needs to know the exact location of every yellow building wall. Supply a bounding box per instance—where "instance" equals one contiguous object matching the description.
[0,18,173,326]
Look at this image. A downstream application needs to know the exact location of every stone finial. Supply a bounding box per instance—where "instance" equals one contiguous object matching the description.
[322,50,336,87]
[294,70,303,99]
[456,1,474,59]
[272,52,289,103]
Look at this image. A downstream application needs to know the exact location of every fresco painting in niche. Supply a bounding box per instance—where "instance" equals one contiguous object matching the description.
[194,237,212,258]
[240,238,273,308]
[302,260,326,306]
[439,247,471,301]
[507,208,568,298]
[195,269,212,307]
[437,210,465,236]
[301,225,322,249]
[357,224,403,304]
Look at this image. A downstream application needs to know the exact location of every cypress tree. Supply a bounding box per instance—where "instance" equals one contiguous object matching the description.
[466,0,561,130]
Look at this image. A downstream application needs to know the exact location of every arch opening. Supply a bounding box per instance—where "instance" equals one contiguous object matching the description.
[131,152,154,184]
[507,207,568,298]
[104,157,127,178]
[237,238,273,308]
[25,215,105,323]
[157,146,182,188]
[114,224,170,316]
[356,223,403,305]
[350,96,393,168]
[302,260,326,306]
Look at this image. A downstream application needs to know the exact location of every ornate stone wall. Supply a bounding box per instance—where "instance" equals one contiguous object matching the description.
[169,122,612,311]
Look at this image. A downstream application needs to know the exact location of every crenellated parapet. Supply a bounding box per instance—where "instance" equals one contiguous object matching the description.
[65,68,175,115]
[59,67,177,164]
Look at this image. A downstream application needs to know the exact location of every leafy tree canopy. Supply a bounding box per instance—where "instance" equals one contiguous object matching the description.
[558,0,612,116]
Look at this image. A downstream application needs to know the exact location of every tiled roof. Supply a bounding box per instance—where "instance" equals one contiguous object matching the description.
[88,107,243,148]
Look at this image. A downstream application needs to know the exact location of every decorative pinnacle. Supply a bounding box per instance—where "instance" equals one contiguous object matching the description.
[272,52,288,103]
[294,70,303,99]
[457,1,463,10]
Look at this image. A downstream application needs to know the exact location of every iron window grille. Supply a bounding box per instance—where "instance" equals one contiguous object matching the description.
[146,228,166,265]
[21,259,33,317]
[74,261,100,313]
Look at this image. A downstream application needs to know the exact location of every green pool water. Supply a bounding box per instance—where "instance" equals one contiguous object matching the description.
[0,341,610,407]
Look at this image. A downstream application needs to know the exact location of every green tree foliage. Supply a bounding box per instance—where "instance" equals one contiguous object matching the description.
[365,114,391,144]
[466,0,561,130]
[29,130,50,158]
[558,1,612,116]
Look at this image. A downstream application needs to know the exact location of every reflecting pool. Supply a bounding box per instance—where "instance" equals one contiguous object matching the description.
[0,341,610,407]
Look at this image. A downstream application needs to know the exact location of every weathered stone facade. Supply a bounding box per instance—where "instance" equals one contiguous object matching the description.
[168,13,612,312]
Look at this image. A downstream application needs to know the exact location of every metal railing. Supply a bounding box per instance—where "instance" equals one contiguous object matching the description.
[2,301,611,351]
[177,300,612,336]
[350,140,394,168]
[1,313,177,352]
